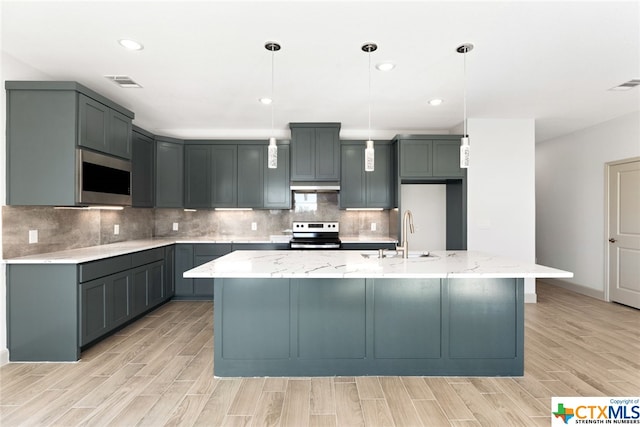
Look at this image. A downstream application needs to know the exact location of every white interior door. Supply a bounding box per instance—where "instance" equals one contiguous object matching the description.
[608,159,640,309]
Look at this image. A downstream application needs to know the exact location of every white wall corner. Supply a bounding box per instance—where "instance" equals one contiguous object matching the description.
[0,348,8,366]
[525,292,537,304]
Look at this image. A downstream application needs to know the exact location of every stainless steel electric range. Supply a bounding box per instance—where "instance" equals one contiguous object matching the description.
[289,221,341,249]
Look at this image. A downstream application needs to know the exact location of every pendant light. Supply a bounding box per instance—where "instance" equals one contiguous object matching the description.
[362,42,377,172]
[265,41,281,169]
[457,43,473,168]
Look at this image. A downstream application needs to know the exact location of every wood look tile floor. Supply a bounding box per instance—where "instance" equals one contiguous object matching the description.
[1,281,638,426]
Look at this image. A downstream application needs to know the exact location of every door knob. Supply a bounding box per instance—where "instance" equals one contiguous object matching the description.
[609,238,617,243]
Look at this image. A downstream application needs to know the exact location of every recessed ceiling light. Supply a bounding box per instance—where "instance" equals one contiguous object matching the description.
[428,98,443,106]
[118,39,144,51]
[259,97,272,105]
[376,62,395,71]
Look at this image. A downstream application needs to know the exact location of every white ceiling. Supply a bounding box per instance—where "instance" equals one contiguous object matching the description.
[2,1,638,142]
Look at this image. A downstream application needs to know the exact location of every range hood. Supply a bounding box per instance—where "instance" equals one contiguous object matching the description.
[290,181,340,192]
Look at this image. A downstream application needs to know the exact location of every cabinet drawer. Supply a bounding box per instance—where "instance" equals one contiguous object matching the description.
[131,247,164,267]
[79,255,132,283]
[232,243,290,251]
[194,243,232,257]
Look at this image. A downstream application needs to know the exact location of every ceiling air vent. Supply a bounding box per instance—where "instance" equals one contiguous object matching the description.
[608,79,640,91]
[104,75,142,88]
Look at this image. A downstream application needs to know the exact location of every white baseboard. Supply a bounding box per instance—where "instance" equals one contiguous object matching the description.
[538,278,605,300]
[0,348,9,366]
[525,292,537,304]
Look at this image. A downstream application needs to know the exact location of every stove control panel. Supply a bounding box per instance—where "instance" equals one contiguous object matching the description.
[292,221,340,232]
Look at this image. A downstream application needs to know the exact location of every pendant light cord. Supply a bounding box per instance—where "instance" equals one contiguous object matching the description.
[463,49,467,137]
[271,48,275,135]
[368,50,372,141]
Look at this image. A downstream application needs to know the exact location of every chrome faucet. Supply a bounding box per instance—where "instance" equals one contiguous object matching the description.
[396,210,415,258]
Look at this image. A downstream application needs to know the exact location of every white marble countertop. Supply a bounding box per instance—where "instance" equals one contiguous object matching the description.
[183,250,574,279]
[3,236,397,264]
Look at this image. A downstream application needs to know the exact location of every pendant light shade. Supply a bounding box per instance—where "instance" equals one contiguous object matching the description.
[265,41,281,169]
[457,43,473,169]
[362,42,377,172]
[268,137,278,169]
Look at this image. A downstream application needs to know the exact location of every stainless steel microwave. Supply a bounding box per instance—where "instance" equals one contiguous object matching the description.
[77,149,131,206]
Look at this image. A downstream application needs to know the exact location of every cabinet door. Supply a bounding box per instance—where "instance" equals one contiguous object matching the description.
[291,127,315,180]
[80,277,109,346]
[78,94,109,153]
[108,110,132,159]
[131,265,149,316]
[264,145,291,209]
[433,140,464,177]
[184,145,211,208]
[237,145,264,208]
[110,272,132,328]
[148,261,164,307]
[164,245,175,300]
[367,143,393,208]
[340,144,366,208]
[400,140,433,178]
[211,145,237,207]
[155,141,184,208]
[194,253,216,298]
[174,244,194,297]
[315,127,340,180]
[132,132,155,207]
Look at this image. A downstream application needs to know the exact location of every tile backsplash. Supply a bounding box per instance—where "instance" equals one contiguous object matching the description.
[2,194,395,258]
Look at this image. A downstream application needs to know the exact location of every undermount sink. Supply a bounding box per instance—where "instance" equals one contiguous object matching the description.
[361,251,435,259]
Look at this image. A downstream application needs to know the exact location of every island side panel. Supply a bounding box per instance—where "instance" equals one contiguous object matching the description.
[7,264,79,361]
[446,277,524,375]
[215,278,290,362]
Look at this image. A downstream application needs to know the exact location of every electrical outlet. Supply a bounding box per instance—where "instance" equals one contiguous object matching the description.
[371,222,377,231]
[172,222,179,231]
[251,222,257,231]
[114,224,120,235]
[28,229,38,244]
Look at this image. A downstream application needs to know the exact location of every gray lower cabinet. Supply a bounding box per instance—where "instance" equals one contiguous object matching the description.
[131,127,155,207]
[340,141,394,209]
[7,246,170,361]
[5,81,134,206]
[290,123,341,181]
[340,242,397,251]
[174,243,232,299]
[155,137,184,208]
[164,245,176,299]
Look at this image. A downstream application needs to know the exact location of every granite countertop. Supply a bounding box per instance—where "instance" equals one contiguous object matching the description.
[183,250,574,279]
[3,236,398,264]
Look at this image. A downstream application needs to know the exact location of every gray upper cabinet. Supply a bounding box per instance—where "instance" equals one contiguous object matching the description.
[184,144,211,208]
[184,141,290,209]
[264,145,291,209]
[340,141,394,209]
[290,123,341,181]
[78,93,132,159]
[237,145,263,207]
[5,81,134,206]
[398,137,465,178]
[211,145,238,207]
[131,127,155,208]
[155,137,184,208]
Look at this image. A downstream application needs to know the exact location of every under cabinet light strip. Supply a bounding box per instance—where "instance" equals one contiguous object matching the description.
[214,208,253,211]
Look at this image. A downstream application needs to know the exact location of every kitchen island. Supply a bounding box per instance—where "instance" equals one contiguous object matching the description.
[184,250,572,377]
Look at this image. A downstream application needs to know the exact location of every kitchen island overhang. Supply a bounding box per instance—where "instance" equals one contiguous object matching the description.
[184,250,572,377]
